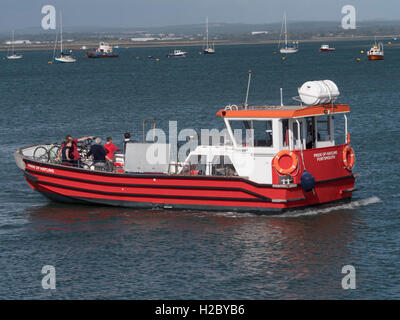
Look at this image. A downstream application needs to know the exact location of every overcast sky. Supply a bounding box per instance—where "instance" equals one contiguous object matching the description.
[0,0,399,30]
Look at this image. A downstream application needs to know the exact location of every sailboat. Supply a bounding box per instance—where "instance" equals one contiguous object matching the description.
[278,10,298,54]
[53,11,76,63]
[203,17,215,54]
[6,30,23,60]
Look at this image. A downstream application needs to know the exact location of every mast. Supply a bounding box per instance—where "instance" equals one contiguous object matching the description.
[284,10,288,47]
[60,10,63,53]
[11,30,15,54]
[206,16,209,49]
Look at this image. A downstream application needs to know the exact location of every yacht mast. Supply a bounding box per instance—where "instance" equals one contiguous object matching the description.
[206,16,209,49]
[284,10,288,47]
[11,30,15,54]
[60,10,63,53]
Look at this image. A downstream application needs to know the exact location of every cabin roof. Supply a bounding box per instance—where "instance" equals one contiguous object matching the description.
[216,104,350,119]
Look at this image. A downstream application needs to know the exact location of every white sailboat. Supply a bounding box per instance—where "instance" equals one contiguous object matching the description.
[203,17,215,54]
[278,10,298,54]
[6,30,23,60]
[53,11,76,63]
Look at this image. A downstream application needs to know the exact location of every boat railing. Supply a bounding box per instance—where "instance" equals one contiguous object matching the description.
[169,160,238,177]
[225,104,286,111]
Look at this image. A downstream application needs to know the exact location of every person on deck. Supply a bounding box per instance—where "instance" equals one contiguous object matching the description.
[58,135,94,166]
[123,132,131,153]
[87,138,112,170]
[104,137,120,162]
[61,140,74,166]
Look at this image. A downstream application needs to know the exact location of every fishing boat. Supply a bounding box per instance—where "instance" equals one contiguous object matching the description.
[53,11,76,63]
[203,17,215,54]
[6,30,23,60]
[86,42,119,58]
[15,79,357,214]
[278,10,298,54]
[367,39,384,60]
[166,49,187,58]
[319,44,335,52]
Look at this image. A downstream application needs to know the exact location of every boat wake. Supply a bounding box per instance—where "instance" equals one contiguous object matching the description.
[202,196,381,219]
[274,196,381,218]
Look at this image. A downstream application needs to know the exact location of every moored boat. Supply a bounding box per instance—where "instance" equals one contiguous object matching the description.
[367,40,384,60]
[6,30,23,60]
[319,44,335,52]
[53,10,76,63]
[278,10,298,54]
[15,80,357,214]
[203,17,216,54]
[166,49,187,58]
[87,42,119,58]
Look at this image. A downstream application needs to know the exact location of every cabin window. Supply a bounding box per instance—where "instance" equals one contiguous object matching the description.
[293,121,304,149]
[317,115,331,141]
[252,120,273,147]
[184,154,206,175]
[211,156,237,176]
[282,119,289,147]
[306,117,316,149]
[228,120,250,146]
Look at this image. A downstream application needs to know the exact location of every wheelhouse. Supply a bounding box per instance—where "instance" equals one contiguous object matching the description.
[182,103,351,184]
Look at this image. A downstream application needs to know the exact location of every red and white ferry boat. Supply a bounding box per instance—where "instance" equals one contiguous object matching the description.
[14,80,357,214]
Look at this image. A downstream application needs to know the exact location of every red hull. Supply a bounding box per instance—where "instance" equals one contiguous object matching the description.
[22,144,356,213]
[368,55,384,60]
[319,49,335,52]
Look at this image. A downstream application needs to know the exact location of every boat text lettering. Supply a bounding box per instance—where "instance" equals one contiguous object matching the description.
[313,150,337,162]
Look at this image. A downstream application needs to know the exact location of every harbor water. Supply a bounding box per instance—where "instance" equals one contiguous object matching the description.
[0,41,398,299]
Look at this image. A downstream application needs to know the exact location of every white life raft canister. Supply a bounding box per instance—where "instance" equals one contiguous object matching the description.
[298,80,340,106]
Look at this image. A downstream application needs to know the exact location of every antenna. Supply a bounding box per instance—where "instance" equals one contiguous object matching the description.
[280,88,283,106]
[244,70,252,109]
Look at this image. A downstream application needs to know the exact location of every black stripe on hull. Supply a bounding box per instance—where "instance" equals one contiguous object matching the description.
[24,158,356,187]
[35,189,352,215]
[25,169,275,202]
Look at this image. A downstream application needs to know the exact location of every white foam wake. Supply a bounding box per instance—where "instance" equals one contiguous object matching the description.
[276,196,381,218]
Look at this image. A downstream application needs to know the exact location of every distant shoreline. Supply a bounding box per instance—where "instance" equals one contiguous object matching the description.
[0,35,397,52]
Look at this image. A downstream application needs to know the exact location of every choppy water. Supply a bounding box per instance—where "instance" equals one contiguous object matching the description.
[0,41,398,299]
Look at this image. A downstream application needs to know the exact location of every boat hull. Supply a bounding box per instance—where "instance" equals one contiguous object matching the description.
[203,50,215,55]
[20,157,356,214]
[7,55,23,59]
[368,55,384,60]
[54,57,76,63]
[280,48,298,54]
[86,51,119,58]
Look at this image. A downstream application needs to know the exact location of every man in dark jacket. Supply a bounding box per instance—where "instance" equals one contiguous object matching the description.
[87,138,112,164]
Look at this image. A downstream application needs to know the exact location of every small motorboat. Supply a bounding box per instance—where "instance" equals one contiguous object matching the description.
[166,49,187,58]
[319,44,335,52]
[86,42,119,58]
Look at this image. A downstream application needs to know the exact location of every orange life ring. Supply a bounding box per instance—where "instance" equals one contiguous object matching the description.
[342,145,355,170]
[273,150,299,175]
